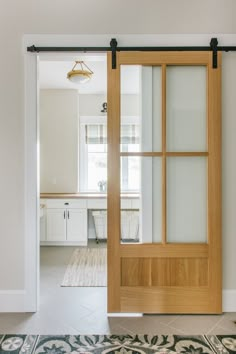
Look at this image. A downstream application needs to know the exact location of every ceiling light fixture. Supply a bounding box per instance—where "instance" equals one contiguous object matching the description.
[67,61,93,84]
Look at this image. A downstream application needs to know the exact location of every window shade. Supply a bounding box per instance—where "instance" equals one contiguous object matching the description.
[85,124,139,144]
[85,125,107,144]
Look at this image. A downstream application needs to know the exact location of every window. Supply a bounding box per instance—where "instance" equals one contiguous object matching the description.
[79,116,140,192]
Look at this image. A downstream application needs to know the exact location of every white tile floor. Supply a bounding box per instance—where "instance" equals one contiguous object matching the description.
[0,242,235,335]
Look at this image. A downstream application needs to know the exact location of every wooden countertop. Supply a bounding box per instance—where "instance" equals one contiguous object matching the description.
[40,193,139,199]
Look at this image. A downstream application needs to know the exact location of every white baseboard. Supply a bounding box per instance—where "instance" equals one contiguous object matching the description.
[0,290,27,312]
[223,289,236,312]
[0,289,235,313]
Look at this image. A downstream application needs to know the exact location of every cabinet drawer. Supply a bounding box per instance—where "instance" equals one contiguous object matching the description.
[46,199,87,209]
[87,199,107,209]
[87,199,132,209]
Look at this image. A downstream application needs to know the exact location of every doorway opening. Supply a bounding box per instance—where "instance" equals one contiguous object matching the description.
[38,52,141,316]
[38,53,108,316]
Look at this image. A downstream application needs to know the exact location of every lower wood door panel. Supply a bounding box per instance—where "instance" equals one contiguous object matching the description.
[119,251,220,313]
[120,287,216,314]
[121,257,208,287]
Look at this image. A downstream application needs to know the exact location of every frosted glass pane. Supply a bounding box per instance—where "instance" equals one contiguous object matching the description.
[120,156,141,243]
[166,66,207,152]
[167,157,207,243]
[120,65,141,153]
[120,65,161,152]
[140,157,162,243]
[141,66,162,152]
[120,157,162,244]
[152,157,162,242]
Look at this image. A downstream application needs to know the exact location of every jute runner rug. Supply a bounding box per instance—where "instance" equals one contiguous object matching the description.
[61,247,107,287]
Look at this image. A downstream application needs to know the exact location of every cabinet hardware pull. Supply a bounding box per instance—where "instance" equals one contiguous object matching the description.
[68,211,70,219]
[64,211,65,219]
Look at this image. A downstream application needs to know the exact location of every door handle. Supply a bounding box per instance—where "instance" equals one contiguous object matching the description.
[64,211,66,219]
[68,210,70,219]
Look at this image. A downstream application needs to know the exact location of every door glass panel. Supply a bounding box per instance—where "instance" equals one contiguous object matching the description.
[166,66,207,152]
[152,157,162,243]
[120,65,162,152]
[120,157,162,244]
[120,156,140,192]
[167,157,207,243]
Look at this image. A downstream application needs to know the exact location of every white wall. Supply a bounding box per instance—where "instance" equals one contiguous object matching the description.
[79,94,107,116]
[40,89,78,193]
[79,94,139,116]
[0,0,236,308]
[0,0,235,35]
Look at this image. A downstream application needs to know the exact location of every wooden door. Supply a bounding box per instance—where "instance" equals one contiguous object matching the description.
[107,51,222,313]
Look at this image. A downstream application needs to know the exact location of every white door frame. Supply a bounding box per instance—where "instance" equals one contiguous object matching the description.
[23,33,235,312]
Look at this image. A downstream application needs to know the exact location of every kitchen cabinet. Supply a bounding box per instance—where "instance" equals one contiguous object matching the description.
[40,196,140,245]
[46,209,66,242]
[42,199,87,246]
[66,209,87,242]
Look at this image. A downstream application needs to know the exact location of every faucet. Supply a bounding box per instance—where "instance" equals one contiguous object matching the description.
[98,180,107,192]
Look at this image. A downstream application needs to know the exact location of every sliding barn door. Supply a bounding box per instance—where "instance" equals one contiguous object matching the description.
[107,51,221,313]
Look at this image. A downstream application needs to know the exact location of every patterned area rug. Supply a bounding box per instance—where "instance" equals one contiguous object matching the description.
[0,334,236,353]
[61,248,107,287]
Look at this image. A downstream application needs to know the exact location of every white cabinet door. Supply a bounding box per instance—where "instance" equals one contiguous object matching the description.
[46,209,66,241]
[66,209,87,245]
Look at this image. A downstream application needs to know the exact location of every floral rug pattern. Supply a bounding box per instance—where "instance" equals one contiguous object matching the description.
[0,334,236,354]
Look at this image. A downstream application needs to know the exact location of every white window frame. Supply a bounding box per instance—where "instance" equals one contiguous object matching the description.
[79,115,139,193]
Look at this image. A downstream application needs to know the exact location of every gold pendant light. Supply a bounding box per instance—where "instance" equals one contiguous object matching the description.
[67,61,93,84]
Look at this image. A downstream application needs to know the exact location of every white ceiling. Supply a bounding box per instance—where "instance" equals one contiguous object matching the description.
[39,54,140,94]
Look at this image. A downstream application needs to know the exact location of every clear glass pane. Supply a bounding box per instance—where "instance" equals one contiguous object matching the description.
[87,151,107,192]
[120,157,162,243]
[120,156,140,192]
[167,157,207,243]
[166,66,207,152]
[120,65,162,152]
[152,67,162,152]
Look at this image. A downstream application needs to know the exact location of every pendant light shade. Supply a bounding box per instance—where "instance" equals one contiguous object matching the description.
[67,61,93,84]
